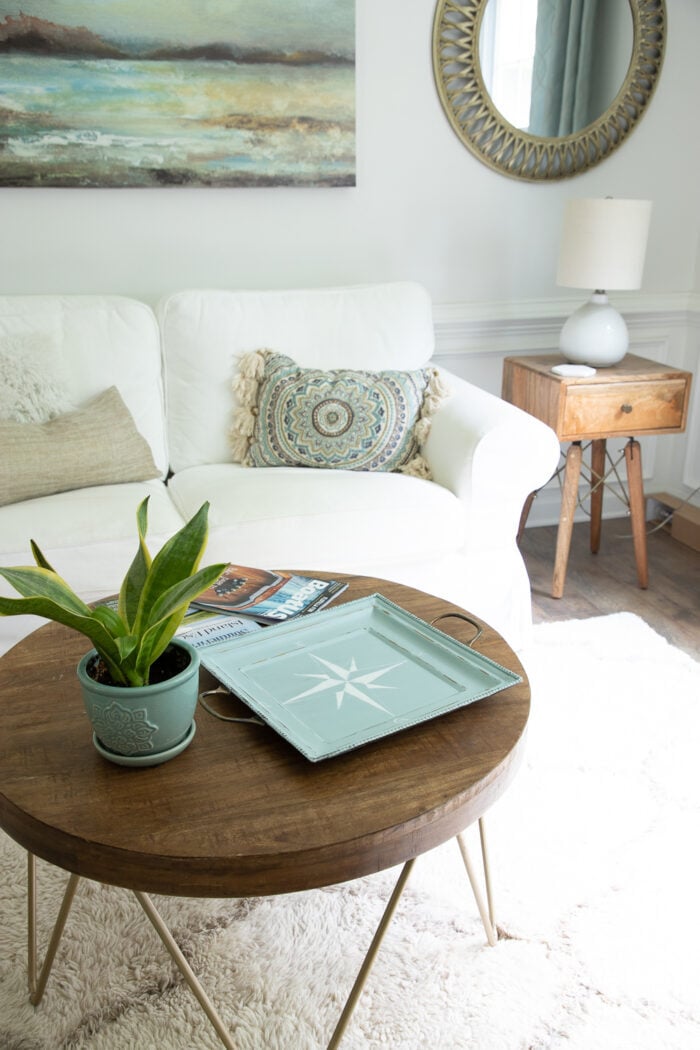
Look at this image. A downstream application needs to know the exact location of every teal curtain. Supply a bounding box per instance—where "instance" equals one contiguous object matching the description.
[529,0,600,137]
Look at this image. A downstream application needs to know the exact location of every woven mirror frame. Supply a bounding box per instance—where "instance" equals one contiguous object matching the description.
[432,0,666,181]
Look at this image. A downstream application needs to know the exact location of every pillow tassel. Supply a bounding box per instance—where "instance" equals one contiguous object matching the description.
[413,416,432,446]
[232,374,260,404]
[231,350,270,465]
[402,367,449,479]
[429,369,451,400]
[398,455,433,480]
[238,349,269,380]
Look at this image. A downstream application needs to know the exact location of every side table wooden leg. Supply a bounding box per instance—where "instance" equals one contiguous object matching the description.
[553,442,582,598]
[624,438,649,589]
[590,439,606,554]
[517,492,536,545]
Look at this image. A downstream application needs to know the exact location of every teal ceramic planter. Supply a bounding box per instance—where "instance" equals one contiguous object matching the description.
[77,639,200,765]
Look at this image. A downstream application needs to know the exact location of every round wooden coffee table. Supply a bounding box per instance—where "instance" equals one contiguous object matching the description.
[0,575,529,1048]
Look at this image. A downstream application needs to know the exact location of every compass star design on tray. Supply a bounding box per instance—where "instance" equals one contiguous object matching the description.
[284,654,404,713]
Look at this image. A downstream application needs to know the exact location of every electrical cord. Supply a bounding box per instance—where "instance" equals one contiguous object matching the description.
[550,443,700,541]
[643,483,700,538]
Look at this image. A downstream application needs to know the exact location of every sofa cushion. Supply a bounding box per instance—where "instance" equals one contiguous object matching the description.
[167,464,465,569]
[231,350,445,478]
[159,283,435,473]
[0,331,71,423]
[0,387,159,507]
[0,480,184,564]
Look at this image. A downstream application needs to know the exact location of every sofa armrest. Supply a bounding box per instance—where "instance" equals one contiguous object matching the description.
[425,367,560,546]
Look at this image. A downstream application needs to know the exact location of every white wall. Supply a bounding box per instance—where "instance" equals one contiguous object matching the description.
[1,0,698,516]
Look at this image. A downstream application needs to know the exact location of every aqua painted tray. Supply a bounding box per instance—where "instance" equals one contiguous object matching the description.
[201,594,522,762]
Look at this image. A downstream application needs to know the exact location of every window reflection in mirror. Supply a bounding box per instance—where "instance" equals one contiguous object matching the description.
[479,0,633,137]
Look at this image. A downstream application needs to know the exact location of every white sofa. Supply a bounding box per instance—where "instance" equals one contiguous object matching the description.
[0,283,559,657]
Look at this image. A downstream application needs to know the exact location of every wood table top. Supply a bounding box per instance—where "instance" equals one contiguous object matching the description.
[0,575,529,898]
[503,353,691,383]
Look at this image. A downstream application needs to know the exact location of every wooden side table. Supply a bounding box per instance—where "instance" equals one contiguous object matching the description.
[502,353,692,598]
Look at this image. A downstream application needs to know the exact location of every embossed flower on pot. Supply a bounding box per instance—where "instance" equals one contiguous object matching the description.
[90,701,158,754]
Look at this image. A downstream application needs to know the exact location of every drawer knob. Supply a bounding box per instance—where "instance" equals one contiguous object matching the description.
[621,403,633,414]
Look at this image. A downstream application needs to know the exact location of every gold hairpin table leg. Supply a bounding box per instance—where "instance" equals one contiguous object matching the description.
[27,852,81,1005]
[327,857,416,1050]
[134,891,237,1050]
[329,820,499,1047]
[456,819,498,946]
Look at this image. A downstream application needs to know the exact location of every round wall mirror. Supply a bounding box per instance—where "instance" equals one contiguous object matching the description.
[432,0,666,181]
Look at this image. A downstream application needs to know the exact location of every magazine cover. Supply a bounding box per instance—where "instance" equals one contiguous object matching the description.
[191,565,348,624]
[175,608,262,649]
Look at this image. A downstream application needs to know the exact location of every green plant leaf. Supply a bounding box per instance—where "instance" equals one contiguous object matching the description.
[132,562,227,679]
[0,565,91,615]
[0,566,132,684]
[0,591,121,661]
[115,634,139,663]
[118,497,152,631]
[133,502,212,636]
[148,564,228,629]
[91,604,129,636]
[30,540,57,572]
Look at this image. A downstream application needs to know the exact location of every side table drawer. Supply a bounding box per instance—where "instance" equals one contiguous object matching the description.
[562,379,688,438]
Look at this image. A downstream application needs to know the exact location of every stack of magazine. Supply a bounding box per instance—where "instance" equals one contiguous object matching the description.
[176,565,347,650]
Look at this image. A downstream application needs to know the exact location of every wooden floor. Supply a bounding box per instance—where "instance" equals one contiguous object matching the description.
[520,519,700,661]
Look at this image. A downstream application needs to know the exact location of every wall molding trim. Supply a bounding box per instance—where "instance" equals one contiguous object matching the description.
[432,291,699,355]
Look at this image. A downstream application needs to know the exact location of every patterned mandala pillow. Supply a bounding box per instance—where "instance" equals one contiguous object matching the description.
[231,351,448,478]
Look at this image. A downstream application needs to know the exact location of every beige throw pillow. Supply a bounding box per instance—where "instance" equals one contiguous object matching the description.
[0,386,159,507]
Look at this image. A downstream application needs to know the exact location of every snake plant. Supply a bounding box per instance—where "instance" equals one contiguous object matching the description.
[0,498,226,687]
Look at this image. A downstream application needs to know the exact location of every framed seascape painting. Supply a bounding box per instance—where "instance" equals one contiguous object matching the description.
[0,1,355,187]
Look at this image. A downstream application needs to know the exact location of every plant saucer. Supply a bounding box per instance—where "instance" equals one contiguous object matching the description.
[93,720,196,767]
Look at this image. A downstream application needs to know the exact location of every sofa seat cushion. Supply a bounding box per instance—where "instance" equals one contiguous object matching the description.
[167,464,465,569]
[0,480,184,585]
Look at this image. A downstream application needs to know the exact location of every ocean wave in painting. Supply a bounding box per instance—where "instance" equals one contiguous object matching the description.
[0,21,356,187]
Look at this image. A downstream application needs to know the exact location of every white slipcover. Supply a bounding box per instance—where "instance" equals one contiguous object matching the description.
[0,284,559,657]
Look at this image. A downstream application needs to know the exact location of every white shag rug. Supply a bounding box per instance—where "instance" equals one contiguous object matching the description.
[1,613,699,1050]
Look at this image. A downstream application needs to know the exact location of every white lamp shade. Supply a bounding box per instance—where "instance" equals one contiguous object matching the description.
[557,198,652,291]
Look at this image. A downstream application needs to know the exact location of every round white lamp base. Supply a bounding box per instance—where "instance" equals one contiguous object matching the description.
[559,292,629,367]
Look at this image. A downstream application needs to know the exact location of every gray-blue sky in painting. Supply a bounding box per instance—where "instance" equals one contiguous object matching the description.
[2,1,355,55]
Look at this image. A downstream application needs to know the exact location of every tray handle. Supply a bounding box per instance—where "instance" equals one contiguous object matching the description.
[199,686,265,725]
[430,611,483,649]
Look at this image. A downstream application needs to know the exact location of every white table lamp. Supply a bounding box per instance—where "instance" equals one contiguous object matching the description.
[557,198,652,367]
